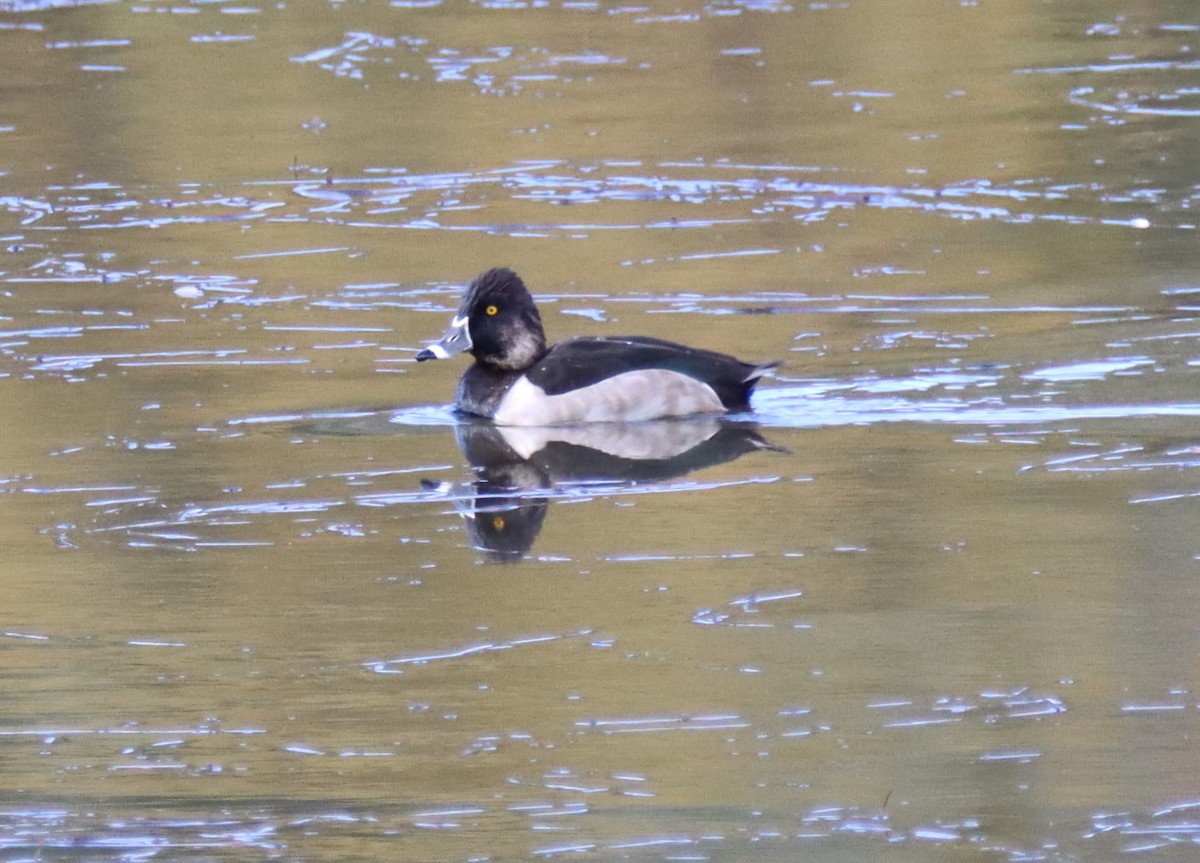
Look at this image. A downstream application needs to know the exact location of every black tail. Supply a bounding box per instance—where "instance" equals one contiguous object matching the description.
[727,359,779,409]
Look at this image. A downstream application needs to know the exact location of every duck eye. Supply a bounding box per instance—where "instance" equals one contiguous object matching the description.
[492,515,506,530]
[486,305,499,316]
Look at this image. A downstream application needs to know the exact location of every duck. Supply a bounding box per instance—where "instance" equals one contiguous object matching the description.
[415,267,777,426]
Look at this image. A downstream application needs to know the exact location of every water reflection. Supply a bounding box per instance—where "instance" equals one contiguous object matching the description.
[60,408,782,556]
[431,418,781,561]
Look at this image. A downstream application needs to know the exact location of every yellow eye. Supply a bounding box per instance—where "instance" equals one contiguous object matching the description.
[492,515,506,530]
[486,305,499,316]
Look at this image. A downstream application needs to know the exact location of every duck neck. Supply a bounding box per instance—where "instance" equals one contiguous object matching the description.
[478,330,547,371]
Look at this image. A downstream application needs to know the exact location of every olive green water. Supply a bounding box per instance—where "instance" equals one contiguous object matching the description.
[3,1,1200,860]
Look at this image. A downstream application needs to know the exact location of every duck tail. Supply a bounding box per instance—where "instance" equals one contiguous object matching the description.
[725,359,779,409]
[743,360,781,383]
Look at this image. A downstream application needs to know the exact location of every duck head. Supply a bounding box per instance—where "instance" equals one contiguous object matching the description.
[416,267,547,370]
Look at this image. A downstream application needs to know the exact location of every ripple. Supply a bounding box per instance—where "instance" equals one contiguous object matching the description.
[291,31,630,95]
[1023,357,1157,382]
[1069,83,1200,118]
[3,160,1190,245]
[753,384,1200,429]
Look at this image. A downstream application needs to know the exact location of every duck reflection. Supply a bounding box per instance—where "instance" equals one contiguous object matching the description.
[430,419,780,562]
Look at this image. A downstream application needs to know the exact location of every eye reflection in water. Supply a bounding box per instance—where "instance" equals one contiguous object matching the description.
[426,419,782,562]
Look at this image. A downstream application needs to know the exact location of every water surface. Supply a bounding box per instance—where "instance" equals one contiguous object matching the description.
[3,0,1200,860]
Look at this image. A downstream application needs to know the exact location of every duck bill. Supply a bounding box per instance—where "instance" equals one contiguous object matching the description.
[416,314,472,362]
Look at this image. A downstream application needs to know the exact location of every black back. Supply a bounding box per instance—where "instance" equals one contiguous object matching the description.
[526,336,770,410]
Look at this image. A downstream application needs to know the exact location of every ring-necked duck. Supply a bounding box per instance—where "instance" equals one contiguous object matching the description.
[416,267,778,426]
